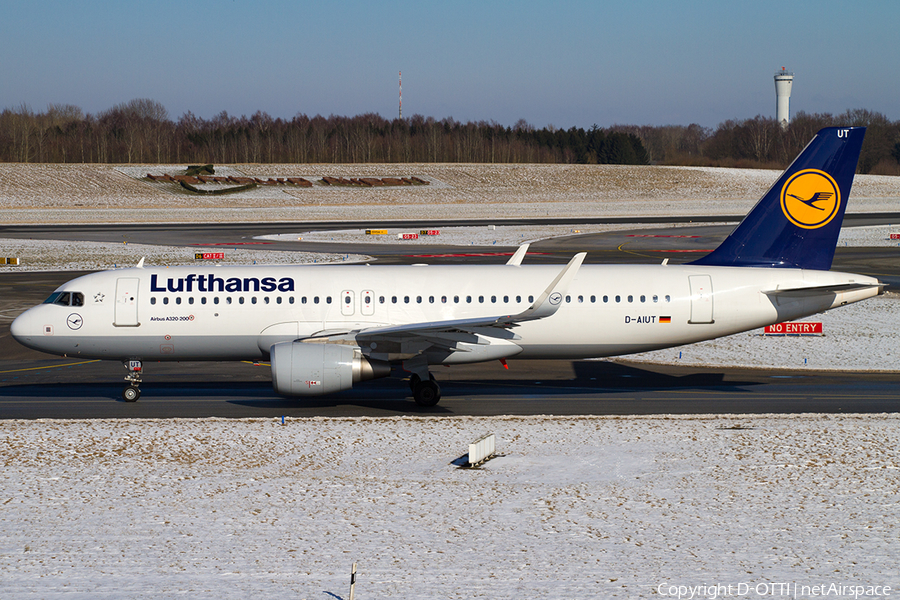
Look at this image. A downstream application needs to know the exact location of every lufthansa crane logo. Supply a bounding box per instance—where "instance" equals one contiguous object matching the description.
[780,169,841,229]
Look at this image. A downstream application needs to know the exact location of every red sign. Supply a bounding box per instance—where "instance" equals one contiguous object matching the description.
[400,233,419,240]
[890,234,900,240]
[195,252,225,260]
[765,322,823,334]
[419,229,441,236]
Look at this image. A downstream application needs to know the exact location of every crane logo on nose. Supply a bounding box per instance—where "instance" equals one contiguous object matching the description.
[67,313,83,330]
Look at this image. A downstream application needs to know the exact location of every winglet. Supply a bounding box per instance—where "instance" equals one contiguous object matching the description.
[513,252,586,321]
[506,244,530,266]
[135,257,145,269]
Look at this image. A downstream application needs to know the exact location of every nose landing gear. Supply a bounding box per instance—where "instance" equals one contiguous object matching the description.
[122,359,142,402]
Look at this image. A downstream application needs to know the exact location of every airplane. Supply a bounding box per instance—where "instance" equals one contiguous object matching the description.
[11,126,883,406]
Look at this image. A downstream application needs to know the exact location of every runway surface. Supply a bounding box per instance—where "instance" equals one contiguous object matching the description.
[2,217,899,418]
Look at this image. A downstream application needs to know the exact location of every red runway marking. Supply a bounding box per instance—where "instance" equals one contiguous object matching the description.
[192,242,273,246]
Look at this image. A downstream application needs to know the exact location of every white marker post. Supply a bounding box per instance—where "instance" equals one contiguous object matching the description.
[349,562,358,600]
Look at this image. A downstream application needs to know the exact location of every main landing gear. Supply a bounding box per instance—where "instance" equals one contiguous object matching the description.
[122,359,142,402]
[407,372,441,407]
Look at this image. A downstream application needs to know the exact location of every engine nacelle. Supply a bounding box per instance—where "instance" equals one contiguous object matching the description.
[270,341,390,396]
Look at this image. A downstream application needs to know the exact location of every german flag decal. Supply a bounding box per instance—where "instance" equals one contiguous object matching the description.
[659,316,671,323]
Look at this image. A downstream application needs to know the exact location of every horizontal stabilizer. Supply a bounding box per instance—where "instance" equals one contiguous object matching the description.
[763,282,885,298]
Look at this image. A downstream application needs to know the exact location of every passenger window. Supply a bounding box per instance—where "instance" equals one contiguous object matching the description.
[665,295,671,302]
[653,295,658,303]
[516,295,521,303]
[628,295,633,303]
[163,297,170,305]
[239,297,245,305]
[392,296,398,304]
[491,296,496,303]
[251,297,257,304]
[345,296,351,304]
[466,296,472,303]
[214,297,220,305]
[528,295,534,303]
[226,297,232,305]
[201,297,207,305]
[429,296,435,303]
[326,297,332,304]
[151,297,156,305]
[565,295,571,303]
[379,296,386,304]
[603,295,609,303]
[176,297,182,305]
[189,297,195,305]
[441,296,447,304]
[578,295,583,303]
[503,295,509,303]
[640,295,645,303]
[301,297,307,304]
[478,296,484,303]
[289,297,295,304]
[590,295,596,303]
[314,297,320,304]
[454,296,459,303]
[417,296,422,304]
[404,296,410,304]
[615,295,621,303]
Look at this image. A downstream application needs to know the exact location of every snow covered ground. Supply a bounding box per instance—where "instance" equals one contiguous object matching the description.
[1,415,897,599]
[0,238,369,271]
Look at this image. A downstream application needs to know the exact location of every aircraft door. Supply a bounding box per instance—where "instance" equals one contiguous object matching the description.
[688,275,714,324]
[361,289,375,316]
[114,277,140,327]
[341,290,355,316]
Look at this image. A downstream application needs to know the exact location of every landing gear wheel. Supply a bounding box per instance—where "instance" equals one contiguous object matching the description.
[123,385,141,402]
[413,380,441,407]
[408,373,421,392]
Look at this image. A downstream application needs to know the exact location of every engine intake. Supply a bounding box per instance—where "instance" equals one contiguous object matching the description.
[270,341,390,396]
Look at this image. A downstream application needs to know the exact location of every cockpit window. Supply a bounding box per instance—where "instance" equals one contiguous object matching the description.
[43,291,84,306]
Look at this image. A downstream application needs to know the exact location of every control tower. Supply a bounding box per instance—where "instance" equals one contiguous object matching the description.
[774,67,794,128]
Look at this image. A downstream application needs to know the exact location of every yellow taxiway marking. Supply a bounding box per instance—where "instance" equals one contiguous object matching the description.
[0,360,101,374]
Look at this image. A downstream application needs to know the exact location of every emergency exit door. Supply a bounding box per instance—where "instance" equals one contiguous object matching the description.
[688,275,714,324]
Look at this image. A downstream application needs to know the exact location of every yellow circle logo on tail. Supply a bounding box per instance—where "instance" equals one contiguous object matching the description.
[780,169,841,229]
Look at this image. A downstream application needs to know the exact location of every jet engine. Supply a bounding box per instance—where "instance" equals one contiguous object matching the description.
[270,341,390,396]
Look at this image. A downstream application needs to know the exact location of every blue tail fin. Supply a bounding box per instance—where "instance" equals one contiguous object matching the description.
[691,126,865,270]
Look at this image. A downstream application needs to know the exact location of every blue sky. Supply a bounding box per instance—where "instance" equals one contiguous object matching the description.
[2,0,897,128]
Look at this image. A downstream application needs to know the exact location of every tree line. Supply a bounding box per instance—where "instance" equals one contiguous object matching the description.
[611,108,900,175]
[1,99,898,173]
[0,99,648,166]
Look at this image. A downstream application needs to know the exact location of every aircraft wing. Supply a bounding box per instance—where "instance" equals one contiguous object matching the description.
[301,253,586,352]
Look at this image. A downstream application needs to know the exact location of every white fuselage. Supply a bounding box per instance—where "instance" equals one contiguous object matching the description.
[11,262,880,363]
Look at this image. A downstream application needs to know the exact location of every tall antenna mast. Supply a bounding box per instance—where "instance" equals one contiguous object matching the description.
[399,71,402,119]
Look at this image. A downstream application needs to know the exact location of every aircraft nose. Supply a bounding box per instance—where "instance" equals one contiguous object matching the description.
[10,308,37,344]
